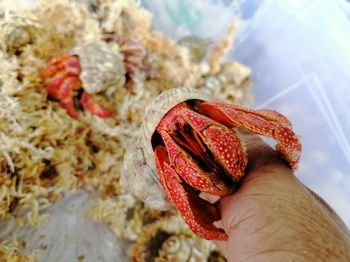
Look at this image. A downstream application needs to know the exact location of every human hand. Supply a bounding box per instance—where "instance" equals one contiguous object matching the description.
[213,133,350,261]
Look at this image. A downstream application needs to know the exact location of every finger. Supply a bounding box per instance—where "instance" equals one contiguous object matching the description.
[199,192,220,204]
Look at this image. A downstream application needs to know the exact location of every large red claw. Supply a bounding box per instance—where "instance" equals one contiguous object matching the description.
[44,76,81,101]
[198,102,301,169]
[181,107,247,181]
[157,130,232,196]
[42,54,82,118]
[80,92,115,118]
[60,97,79,118]
[154,146,227,240]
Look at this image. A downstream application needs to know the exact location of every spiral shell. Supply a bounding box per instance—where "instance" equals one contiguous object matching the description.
[73,42,126,93]
[129,215,213,261]
[159,235,196,261]
[121,88,216,210]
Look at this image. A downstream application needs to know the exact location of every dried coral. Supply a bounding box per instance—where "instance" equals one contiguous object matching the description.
[0,236,38,262]
[0,0,251,260]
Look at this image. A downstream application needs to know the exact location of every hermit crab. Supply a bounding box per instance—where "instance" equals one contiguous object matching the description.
[122,87,301,241]
[41,42,126,118]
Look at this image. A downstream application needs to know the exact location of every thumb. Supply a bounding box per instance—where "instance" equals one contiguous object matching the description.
[214,133,349,260]
[213,132,295,251]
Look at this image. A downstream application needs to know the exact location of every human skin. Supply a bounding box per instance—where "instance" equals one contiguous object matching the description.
[213,134,350,261]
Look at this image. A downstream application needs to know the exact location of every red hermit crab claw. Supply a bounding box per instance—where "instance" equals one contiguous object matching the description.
[141,88,302,241]
[41,42,126,118]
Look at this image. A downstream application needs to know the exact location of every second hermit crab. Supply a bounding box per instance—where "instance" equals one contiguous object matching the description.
[41,42,126,118]
[124,88,302,241]
[41,39,151,118]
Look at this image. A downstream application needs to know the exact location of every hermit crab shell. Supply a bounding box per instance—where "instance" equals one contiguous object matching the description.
[158,234,208,261]
[121,88,220,210]
[73,42,126,94]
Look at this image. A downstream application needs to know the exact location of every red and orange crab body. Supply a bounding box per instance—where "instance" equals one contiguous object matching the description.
[41,54,114,118]
[152,100,301,240]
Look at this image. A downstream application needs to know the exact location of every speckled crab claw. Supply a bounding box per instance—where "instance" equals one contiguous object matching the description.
[135,88,302,241]
[41,42,126,118]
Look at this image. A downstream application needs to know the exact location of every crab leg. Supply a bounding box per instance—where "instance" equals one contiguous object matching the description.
[59,97,79,118]
[198,102,301,169]
[154,146,227,240]
[80,92,115,118]
[157,130,233,195]
[181,107,247,181]
[41,54,81,79]
[44,76,82,118]
[157,102,247,184]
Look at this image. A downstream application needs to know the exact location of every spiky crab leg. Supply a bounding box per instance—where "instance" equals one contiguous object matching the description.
[180,106,247,180]
[154,146,227,240]
[198,102,301,169]
[80,92,115,118]
[156,130,233,195]
[41,54,81,79]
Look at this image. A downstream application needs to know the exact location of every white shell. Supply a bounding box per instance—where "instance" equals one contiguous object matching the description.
[73,42,126,93]
[120,88,215,210]
[120,143,171,210]
[141,87,212,179]
[158,235,208,261]
[121,88,220,210]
